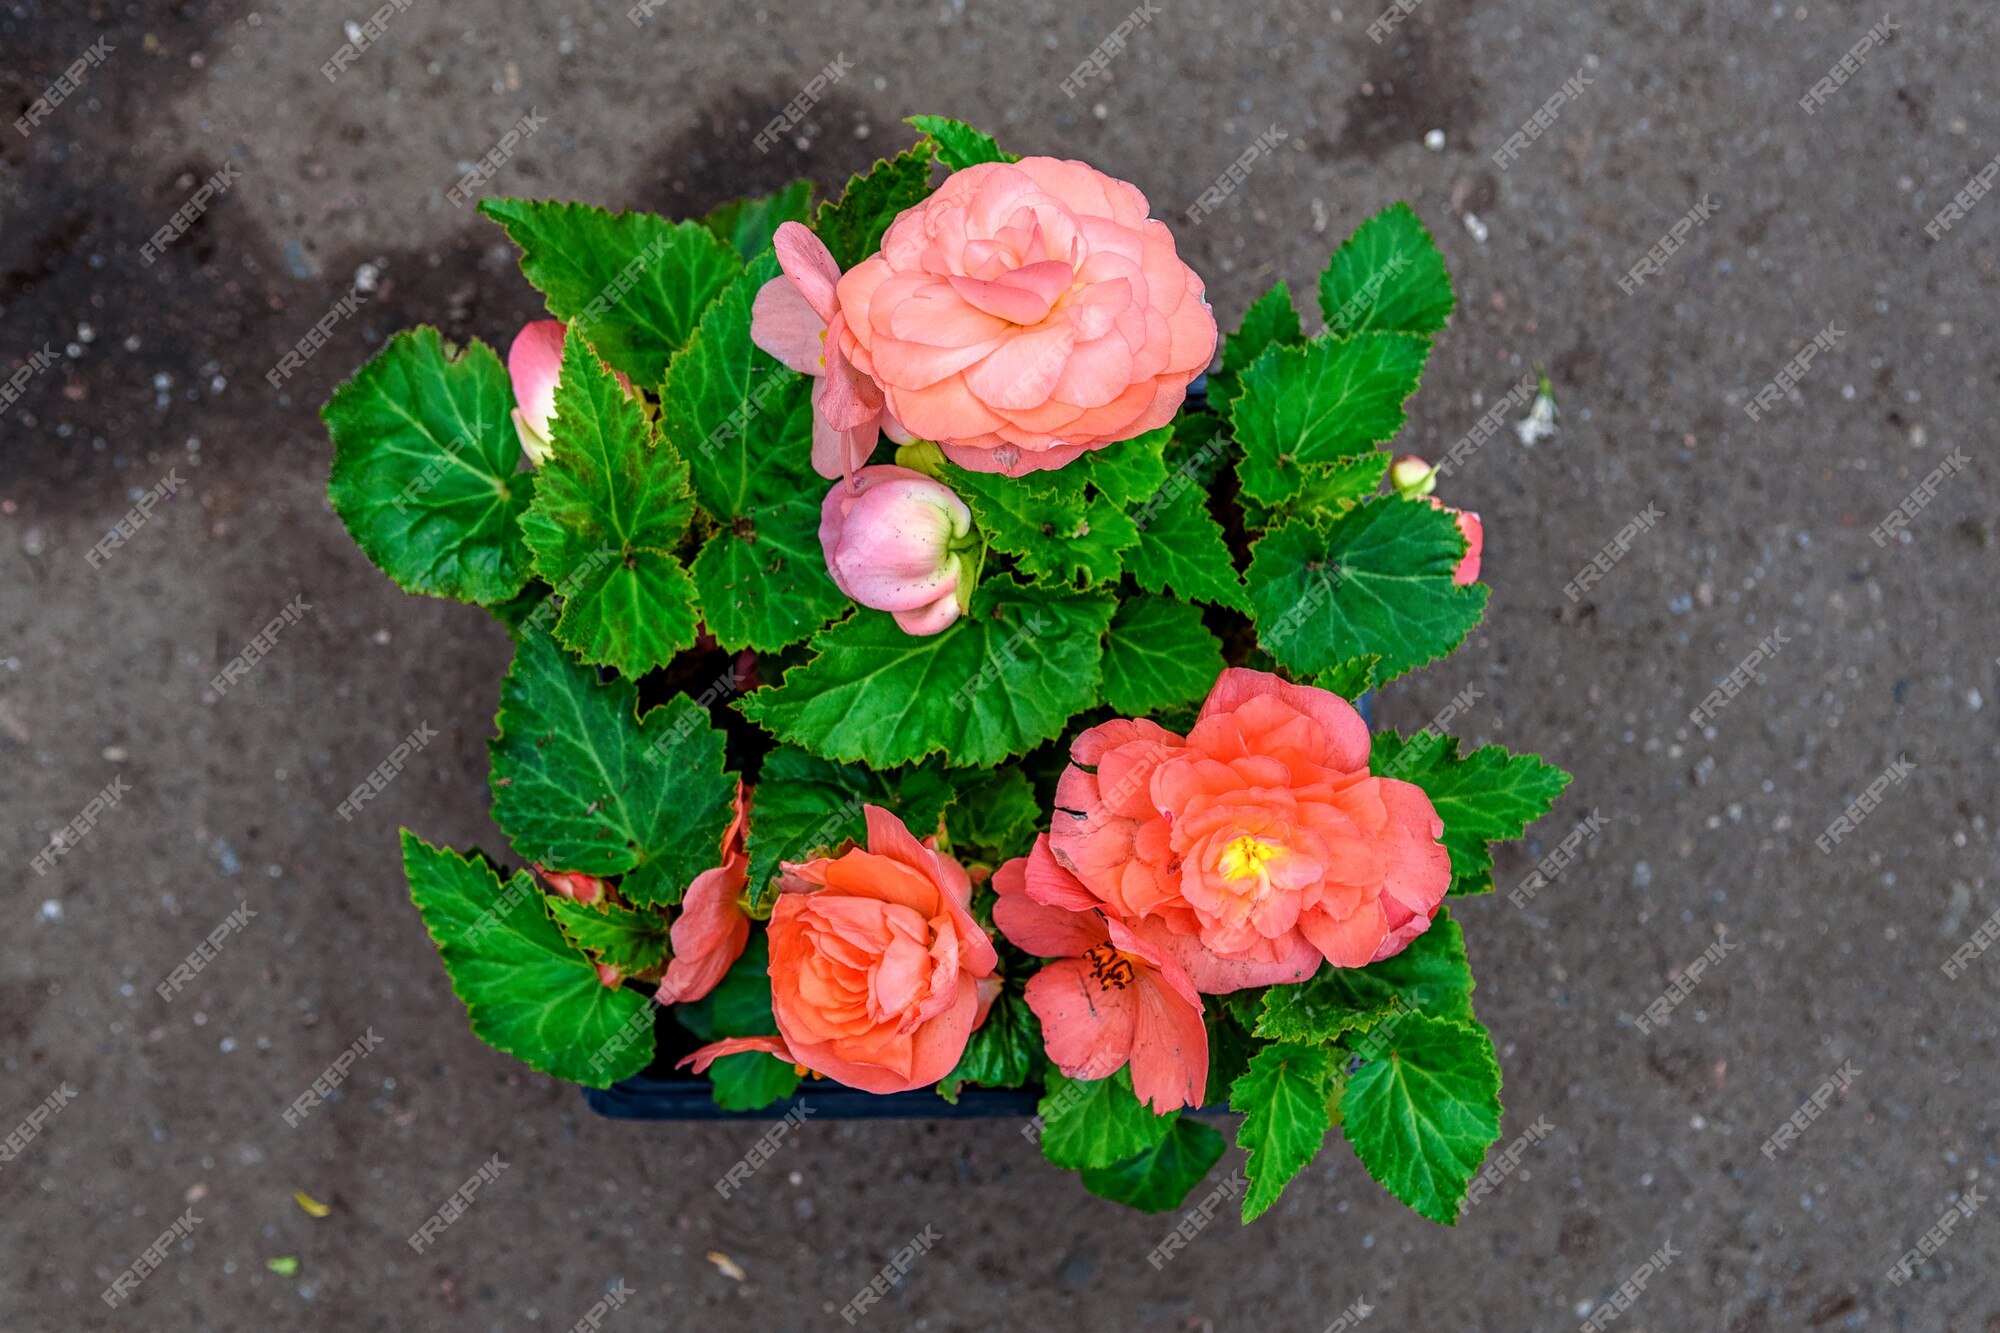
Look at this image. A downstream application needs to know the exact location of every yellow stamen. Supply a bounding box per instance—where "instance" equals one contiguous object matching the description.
[1217,834,1280,884]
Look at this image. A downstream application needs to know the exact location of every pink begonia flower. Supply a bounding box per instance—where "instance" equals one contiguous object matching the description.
[820,464,977,636]
[657,781,752,1004]
[750,224,913,479]
[1391,454,1482,585]
[1049,669,1452,990]
[686,805,997,1094]
[834,158,1217,476]
[506,319,638,466]
[992,835,1207,1113]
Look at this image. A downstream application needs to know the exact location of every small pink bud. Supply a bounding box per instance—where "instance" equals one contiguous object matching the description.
[506,320,640,467]
[507,320,567,465]
[1389,454,1439,498]
[819,465,979,637]
[533,864,607,905]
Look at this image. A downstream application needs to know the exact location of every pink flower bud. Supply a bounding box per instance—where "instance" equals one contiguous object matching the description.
[507,320,567,465]
[819,465,978,636]
[506,319,639,467]
[533,864,608,904]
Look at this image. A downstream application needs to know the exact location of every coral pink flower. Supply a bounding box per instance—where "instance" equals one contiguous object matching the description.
[703,805,997,1094]
[507,319,639,466]
[657,781,753,1004]
[993,836,1207,1112]
[1050,669,1451,989]
[1391,454,1481,585]
[820,464,977,635]
[750,223,913,478]
[833,158,1217,476]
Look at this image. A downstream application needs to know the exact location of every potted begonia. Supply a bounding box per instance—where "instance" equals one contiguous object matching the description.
[324,115,1567,1222]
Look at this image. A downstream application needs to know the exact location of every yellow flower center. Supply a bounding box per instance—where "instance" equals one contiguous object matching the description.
[1216,834,1281,885]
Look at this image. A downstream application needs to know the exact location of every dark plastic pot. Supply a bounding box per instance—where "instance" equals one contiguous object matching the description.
[582,1003,1040,1120]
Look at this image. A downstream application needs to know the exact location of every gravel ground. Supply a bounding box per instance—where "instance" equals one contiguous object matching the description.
[3,1,1997,1329]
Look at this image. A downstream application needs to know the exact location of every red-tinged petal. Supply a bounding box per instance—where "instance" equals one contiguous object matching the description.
[1299,895,1391,968]
[657,857,751,1004]
[1131,917,1322,994]
[1025,959,1136,1081]
[533,864,607,905]
[678,1033,796,1075]
[1125,973,1208,1113]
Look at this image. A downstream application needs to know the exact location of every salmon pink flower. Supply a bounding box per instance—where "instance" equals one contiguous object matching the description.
[993,836,1207,1112]
[731,805,998,1094]
[1050,669,1451,989]
[834,158,1217,476]
[820,464,978,635]
[657,781,753,1004]
[750,223,913,478]
[1391,454,1482,585]
[506,319,638,466]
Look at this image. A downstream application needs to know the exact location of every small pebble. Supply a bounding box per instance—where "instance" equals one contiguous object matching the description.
[1424,129,1445,151]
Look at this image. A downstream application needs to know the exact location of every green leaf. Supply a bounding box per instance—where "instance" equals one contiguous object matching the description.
[518,329,700,675]
[664,257,847,651]
[1229,1041,1339,1221]
[938,987,1039,1100]
[1080,1118,1227,1213]
[706,1052,802,1111]
[489,627,737,905]
[1211,281,1304,412]
[691,508,848,653]
[546,895,671,974]
[1129,425,1249,613]
[1227,334,1430,507]
[401,833,652,1088]
[1371,733,1571,896]
[943,767,1043,863]
[1312,656,1380,701]
[479,199,741,388]
[1317,202,1456,339]
[1037,1070,1176,1171]
[740,578,1117,768]
[701,180,814,261]
[1256,910,1476,1042]
[905,114,1018,170]
[812,144,936,269]
[1340,1013,1502,1224]
[1245,500,1487,686]
[324,328,535,606]
[1239,452,1390,524]
[1101,596,1225,717]
[1078,427,1172,506]
[742,747,957,905]
[674,933,780,1041]
[946,463,1137,588]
